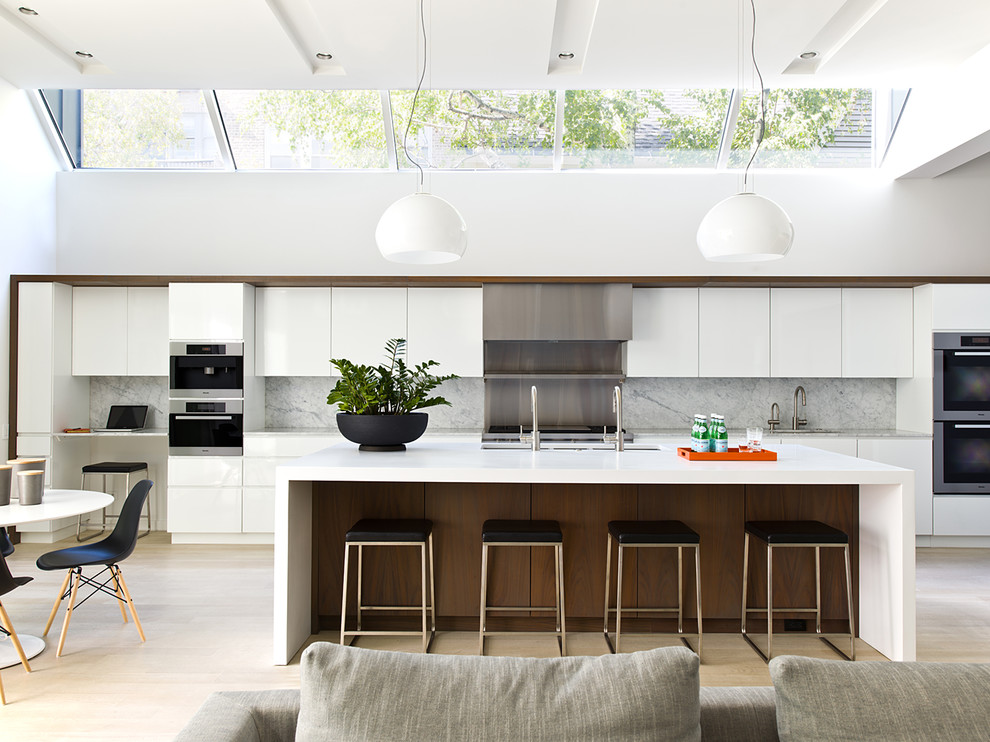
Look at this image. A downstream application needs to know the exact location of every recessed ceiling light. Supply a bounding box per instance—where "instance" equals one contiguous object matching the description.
[18,6,38,15]
[75,51,94,59]
[558,52,574,60]
[316,52,333,60]
[799,51,818,60]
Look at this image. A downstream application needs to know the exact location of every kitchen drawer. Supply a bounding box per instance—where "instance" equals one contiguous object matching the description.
[167,486,242,533]
[933,496,990,536]
[243,457,278,487]
[243,487,275,533]
[168,456,243,487]
[16,435,52,457]
[243,435,338,458]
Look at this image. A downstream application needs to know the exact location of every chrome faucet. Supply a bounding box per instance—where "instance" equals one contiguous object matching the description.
[792,386,807,430]
[767,402,781,432]
[524,385,540,451]
[613,385,624,452]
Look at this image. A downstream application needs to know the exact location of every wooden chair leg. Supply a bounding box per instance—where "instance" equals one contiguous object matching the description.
[43,571,72,637]
[0,665,5,705]
[57,569,82,657]
[0,601,31,672]
[114,566,145,642]
[112,569,129,623]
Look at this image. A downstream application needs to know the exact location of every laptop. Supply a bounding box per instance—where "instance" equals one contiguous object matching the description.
[93,404,149,432]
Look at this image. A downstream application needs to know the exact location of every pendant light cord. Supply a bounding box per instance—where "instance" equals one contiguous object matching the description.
[402,0,428,190]
[743,0,765,189]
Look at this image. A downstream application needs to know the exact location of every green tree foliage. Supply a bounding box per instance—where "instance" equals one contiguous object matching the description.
[82,90,185,168]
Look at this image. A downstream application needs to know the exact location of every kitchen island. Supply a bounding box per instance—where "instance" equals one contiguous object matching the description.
[274,441,914,664]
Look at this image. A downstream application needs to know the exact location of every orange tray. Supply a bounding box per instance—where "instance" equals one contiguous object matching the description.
[677,447,777,461]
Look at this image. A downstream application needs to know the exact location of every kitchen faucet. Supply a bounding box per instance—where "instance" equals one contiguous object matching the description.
[613,385,624,452]
[522,385,540,451]
[767,403,781,432]
[792,386,807,430]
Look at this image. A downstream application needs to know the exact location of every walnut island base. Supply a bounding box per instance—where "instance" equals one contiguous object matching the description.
[274,441,914,664]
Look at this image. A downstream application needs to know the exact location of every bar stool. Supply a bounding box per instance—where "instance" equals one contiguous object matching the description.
[479,519,565,656]
[339,518,435,653]
[741,520,855,662]
[77,462,150,542]
[603,520,702,658]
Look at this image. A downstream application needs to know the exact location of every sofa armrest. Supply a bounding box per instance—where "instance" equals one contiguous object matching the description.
[700,686,778,742]
[174,690,300,742]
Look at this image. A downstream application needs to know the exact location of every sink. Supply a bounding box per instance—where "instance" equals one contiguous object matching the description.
[481,442,661,451]
[775,429,841,435]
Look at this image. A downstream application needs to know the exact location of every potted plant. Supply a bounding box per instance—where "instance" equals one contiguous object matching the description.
[327,338,458,451]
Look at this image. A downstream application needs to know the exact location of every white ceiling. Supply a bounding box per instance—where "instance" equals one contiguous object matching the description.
[0,0,988,91]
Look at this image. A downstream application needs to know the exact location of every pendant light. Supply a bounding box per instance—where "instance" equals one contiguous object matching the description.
[697,0,793,262]
[376,0,467,264]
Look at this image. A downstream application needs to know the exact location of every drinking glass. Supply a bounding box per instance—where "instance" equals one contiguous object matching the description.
[746,427,763,452]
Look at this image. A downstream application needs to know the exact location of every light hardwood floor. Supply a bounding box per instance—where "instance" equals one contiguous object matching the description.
[0,537,984,740]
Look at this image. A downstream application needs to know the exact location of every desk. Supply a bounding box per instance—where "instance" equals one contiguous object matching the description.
[0,489,114,669]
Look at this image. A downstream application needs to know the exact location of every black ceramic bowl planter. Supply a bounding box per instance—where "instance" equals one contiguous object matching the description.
[336,412,429,452]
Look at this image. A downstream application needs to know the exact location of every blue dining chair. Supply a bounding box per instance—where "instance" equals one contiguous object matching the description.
[36,479,152,657]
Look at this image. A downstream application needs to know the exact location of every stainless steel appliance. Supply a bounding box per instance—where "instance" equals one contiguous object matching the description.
[934,332,990,493]
[168,399,243,456]
[169,341,244,399]
[481,283,633,447]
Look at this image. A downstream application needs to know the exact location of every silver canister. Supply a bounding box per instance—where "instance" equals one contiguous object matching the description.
[0,465,11,506]
[7,458,46,501]
[18,470,45,506]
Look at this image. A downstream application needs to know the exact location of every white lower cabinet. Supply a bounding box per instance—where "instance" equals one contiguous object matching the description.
[242,487,276,533]
[933,497,990,537]
[857,438,933,536]
[167,456,243,535]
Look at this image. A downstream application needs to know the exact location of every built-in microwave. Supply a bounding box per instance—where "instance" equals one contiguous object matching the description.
[168,399,243,456]
[169,341,244,399]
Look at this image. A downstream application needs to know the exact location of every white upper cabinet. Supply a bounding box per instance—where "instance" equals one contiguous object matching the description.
[331,287,408,367]
[72,287,127,376]
[256,288,332,376]
[169,283,253,340]
[699,288,770,377]
[932,284,990,331]
[72,287,169,376]
[841,288,913,377]
[627,288,699,377]
[407,287,482,377]
[770,288,842,378]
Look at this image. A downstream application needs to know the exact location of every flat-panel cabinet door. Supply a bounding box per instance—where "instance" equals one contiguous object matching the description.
[127,287,169,375]
[169,282,247,340]
[841,289,913,377]
[257,287,332,376]
[770,288,841,378]
[932,284,990,331]
[858,438,933,536]
[407,287,482,377]
[167,487,242,533]
[331,287,407,367]
[242,487,275,533]
[699,288,769,377]
[627,288,699,377]
[72,287,128,376]
[18,283,54,434]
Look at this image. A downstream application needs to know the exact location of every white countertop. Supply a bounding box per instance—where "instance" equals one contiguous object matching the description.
[277,440,912,486]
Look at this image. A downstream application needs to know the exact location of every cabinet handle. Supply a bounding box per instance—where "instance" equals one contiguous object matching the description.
[174,415,234,421]
[952,352,990,357]
[953,424,990,429]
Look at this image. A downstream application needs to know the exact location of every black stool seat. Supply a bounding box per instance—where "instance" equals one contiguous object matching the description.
[608,520,700,545]
[81,462,148,474]
[745,520,849,545]
[345,519,433,542]
[482,519,562,543]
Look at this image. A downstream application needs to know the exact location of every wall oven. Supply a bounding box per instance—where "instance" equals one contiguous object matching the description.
[168,400,243,456]
[169,341,244,399]
[934,332,990,493]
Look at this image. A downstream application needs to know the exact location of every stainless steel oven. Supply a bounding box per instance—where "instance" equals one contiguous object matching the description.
[934,333,990,493]
[168,399,243,456]
[934,422,990,494]
[169,341,244,399]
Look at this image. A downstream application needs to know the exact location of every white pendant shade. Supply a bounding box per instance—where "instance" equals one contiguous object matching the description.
[697,192,794,262]
[375,192,468,264]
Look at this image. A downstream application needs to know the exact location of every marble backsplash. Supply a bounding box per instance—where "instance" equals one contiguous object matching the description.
[88,375,895,433]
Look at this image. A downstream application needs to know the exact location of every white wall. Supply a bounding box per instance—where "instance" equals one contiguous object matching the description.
[55,161,990,278]
[0,80,58,448]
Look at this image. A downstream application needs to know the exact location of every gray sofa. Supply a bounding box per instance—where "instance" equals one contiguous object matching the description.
[175,643,990,742]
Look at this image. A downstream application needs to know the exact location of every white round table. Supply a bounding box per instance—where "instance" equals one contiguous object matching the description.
[0,489,114,669]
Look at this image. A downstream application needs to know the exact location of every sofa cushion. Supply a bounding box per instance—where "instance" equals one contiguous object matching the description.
[770,655,990,742]
[296,642,701,742]
[174,690,300,742]
[699,686,778,742]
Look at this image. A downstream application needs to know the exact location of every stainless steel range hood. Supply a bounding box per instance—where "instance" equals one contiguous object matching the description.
[482,283,632,436]
[483,283,632,341]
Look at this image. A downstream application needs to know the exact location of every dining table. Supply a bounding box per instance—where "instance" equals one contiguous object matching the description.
[0,489,114,669]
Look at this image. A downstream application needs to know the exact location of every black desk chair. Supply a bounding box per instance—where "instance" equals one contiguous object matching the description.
[0,549,34,704]
[37,479,153,657]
